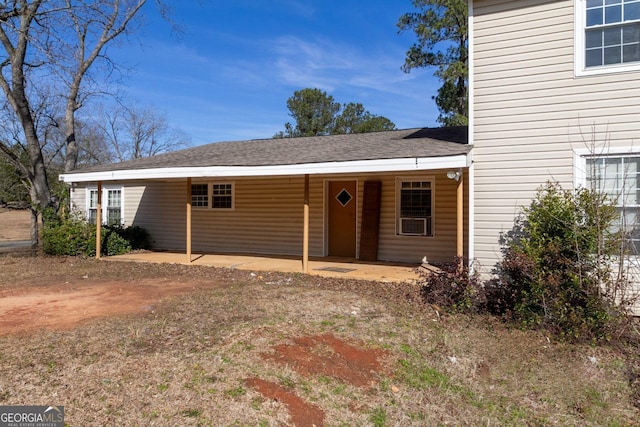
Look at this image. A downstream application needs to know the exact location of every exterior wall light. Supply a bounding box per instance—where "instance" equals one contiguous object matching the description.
[447,169,461,181]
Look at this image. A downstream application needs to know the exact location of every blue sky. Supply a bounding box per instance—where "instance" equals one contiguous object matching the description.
[110,0,439,146]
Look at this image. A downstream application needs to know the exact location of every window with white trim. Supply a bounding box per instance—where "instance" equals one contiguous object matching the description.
[106,189,122,225]
[191,182,234,210]
[576,0,640,74]
[396,178,434,237]
[585,155,640,254]
[88,189,99,224]
[87,187,124,225]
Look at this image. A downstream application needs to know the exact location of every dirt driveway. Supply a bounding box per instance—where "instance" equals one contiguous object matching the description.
[0,209,221,334]
[0,276,214,335]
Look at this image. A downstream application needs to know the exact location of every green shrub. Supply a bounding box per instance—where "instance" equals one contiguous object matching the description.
[103,228,131,256]
[106,224,150,250]
[43,214,149,257]
[42,215,96,256]
[489,182,629,341]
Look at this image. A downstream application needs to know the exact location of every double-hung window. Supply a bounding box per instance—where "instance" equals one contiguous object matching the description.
[87,187,124,225]
[88,190,99,224]
[396,178,434,237]
[577,0,640,74]
[191,184,209,207]
[191,182,234,210]
[212,183,233,209]
[585,155,640,254]
[106,189,122,225]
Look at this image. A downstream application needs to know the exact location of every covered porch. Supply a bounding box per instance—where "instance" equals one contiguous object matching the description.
[60,128,472,272]
[105,251,422,283]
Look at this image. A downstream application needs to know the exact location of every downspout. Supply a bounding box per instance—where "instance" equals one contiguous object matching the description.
[186,177,192,263]
[467,0,475,268]
[96,181,102,259]
[457,172,464,260]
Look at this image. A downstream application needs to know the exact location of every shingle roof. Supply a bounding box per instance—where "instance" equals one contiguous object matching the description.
[70,127,469,174]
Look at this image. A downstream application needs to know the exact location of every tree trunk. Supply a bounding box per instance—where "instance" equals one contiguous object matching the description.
[29,208,39,251]
[20,100,52,247]
[64,103,78,173]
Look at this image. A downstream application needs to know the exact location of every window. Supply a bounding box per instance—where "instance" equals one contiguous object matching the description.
[213,183,233,209]
[585,155,640,254]
[88,190,99,224]
[106,189,122,225]
[396,178,434,236]
[87,187,124,225]
[191,182,234,210]
[191,184,209,207]
[577,0,640,74]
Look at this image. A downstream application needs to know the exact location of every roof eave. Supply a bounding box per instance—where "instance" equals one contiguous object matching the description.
[59,154,471,183]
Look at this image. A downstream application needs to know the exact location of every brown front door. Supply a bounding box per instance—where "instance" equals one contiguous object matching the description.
[328,180,357,257]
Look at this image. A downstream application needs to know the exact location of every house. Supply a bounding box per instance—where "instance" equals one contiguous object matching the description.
[59,127,471,269]
[469,0,640,278]
[62,0,640,288]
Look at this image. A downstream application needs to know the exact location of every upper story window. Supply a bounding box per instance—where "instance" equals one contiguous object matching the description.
[577,0,640,75]
[191,182,234,210]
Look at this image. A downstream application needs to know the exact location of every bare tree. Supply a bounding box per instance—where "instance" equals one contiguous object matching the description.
[98,103,190,162]
[0,1,151,246]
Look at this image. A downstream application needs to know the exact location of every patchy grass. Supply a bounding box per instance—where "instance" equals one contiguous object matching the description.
[0,254,638,426]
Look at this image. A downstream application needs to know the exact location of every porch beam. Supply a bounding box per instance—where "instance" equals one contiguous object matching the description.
[96,181,102,259]
[302,174,309,273]
[186,177,192,263]
[456,172,464,260]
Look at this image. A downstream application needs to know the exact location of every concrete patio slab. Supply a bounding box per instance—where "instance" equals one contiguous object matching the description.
[106,251,421,283]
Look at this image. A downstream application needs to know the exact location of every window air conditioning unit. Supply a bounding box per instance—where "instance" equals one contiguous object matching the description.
[400,217,428,236]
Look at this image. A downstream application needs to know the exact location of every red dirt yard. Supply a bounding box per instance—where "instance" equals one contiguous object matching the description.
[1,208,639,426]
[0,209,394,426]
[0,276,203,335]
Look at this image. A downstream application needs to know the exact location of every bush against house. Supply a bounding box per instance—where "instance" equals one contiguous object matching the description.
[488,182,633,341]
[418,182,636,342]
[43,211,150,257]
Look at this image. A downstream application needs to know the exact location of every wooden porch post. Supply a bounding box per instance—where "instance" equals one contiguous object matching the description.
[186,178,192,263]
[302,174,310,273]
[456,172,464,261]
[96,181,102,259]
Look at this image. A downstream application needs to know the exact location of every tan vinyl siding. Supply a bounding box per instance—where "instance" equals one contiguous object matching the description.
[121,183,144,227]
[69,170,464,264]
[131,180,189,250]
[191,176,311,255]
[376,171,469,264]
[127,177,318,256]
[472,0,640,274]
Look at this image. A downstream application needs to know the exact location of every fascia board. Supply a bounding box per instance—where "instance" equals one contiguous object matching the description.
[60,155,470,183]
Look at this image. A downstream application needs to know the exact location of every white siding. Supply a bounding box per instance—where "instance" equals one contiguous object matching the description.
[472,0,640,273]
[69,186,85,216]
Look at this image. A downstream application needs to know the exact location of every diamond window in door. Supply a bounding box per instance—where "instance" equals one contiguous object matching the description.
[336,188,353,207]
